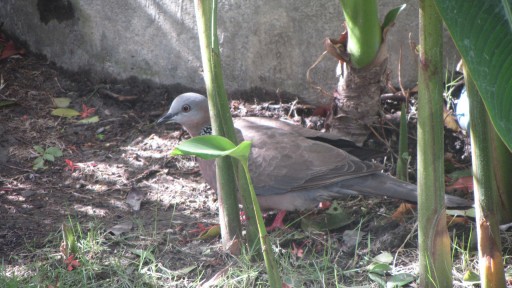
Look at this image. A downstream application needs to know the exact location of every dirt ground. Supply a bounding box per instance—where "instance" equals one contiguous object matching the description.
[0,52,220,261]
[0,49,491,286]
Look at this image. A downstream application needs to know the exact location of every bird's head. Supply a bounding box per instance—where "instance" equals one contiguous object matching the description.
[157,92,210,136]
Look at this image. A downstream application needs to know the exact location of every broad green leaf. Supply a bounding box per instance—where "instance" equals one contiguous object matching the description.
[51,108,80,118]
[386,273,415,287]
[33,157,45,170]
[45,147,63,157]
[373,251,394,264]
[171,135,251,161]
[368,262,392,276]
[227,140,252,161]
[199,225,221,240]
[502,0,512,30]
[52,97,71,108]
[368,272,387,287]
[33,145,45,154]
[435,0,512,151]
[77,115,100,124]
[43,153,55,162]
[381,4,407,32]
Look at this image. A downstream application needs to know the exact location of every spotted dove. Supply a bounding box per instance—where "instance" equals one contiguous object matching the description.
[158,92,472,213]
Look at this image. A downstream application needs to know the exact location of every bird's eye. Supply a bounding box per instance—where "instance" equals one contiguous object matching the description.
[182,104,191,112]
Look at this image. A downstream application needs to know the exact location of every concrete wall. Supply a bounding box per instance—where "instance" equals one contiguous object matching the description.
[1,0,459,105]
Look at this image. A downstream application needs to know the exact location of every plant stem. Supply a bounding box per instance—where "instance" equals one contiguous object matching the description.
[339,0,381,68]
[194,0,241,254]
[240,162,281,288]
[417,0,453,286]
[464,65,506,288]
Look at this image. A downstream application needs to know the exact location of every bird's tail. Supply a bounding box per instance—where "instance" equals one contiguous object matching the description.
[328,173,472,208]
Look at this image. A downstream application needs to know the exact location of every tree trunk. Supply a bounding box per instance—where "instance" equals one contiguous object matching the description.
[329,44,388,145]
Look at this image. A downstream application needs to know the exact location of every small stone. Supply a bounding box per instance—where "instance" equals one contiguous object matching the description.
[21,190,36,197]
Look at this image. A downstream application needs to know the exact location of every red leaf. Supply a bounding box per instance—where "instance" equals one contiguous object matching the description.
[290,242,304,258]
[64,159,80,172]
[80,104,96,118]
[64,255,80,271]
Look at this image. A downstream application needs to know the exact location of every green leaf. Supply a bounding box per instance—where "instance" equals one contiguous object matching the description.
[33,157,46,170]
[446,207,476,218]
[435,0,512,151]
[51,108,80,118]
[45,147,63,157]
[171,135,252,161]
[77,115,100,124]
[43,153,55,162]
[0,99,16,108]
[382,4,407,32]
[62,223,78,256]
[373,251,394,264]
[52,97,71,108]
[227,140,252,161]
[463,270,480,283]
[368,272,387,287]
[199,225,221,240]
[300,201,353,231]
[386,273,416,287]
[368,262,392,276]
[169,265,197,276]
[33,145,45,155]
[502,0,512,31]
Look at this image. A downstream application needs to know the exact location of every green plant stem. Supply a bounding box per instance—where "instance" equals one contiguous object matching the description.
[339,0,381,68]
[240,161,281,288]
[464,65,506,288]
[490,128,512,223]
[194,0,242,254]
[417,0,453,287]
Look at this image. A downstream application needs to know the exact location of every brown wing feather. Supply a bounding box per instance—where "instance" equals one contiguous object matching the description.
[234,118,382,196]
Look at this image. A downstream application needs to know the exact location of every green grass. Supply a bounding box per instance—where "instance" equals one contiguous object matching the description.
[0,216,179,288]
[2,213,506,287]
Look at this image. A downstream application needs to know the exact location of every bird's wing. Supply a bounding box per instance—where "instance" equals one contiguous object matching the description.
[239,117,386,160]
[234,118,382,196]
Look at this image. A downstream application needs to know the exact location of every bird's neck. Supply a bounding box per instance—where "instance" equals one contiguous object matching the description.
[199,125,212,136]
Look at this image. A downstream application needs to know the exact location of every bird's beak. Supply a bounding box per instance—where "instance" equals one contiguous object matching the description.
[156,111,176,125]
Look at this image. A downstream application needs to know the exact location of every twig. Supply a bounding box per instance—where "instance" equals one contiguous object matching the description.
[367,124,391,148]
[393,220,419,272]
[72,192,93,199]
[287,98,299,118]
[98,88,138,101]
[0,163,33,173]
[54,77,67,92]
[306,51,334,98]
